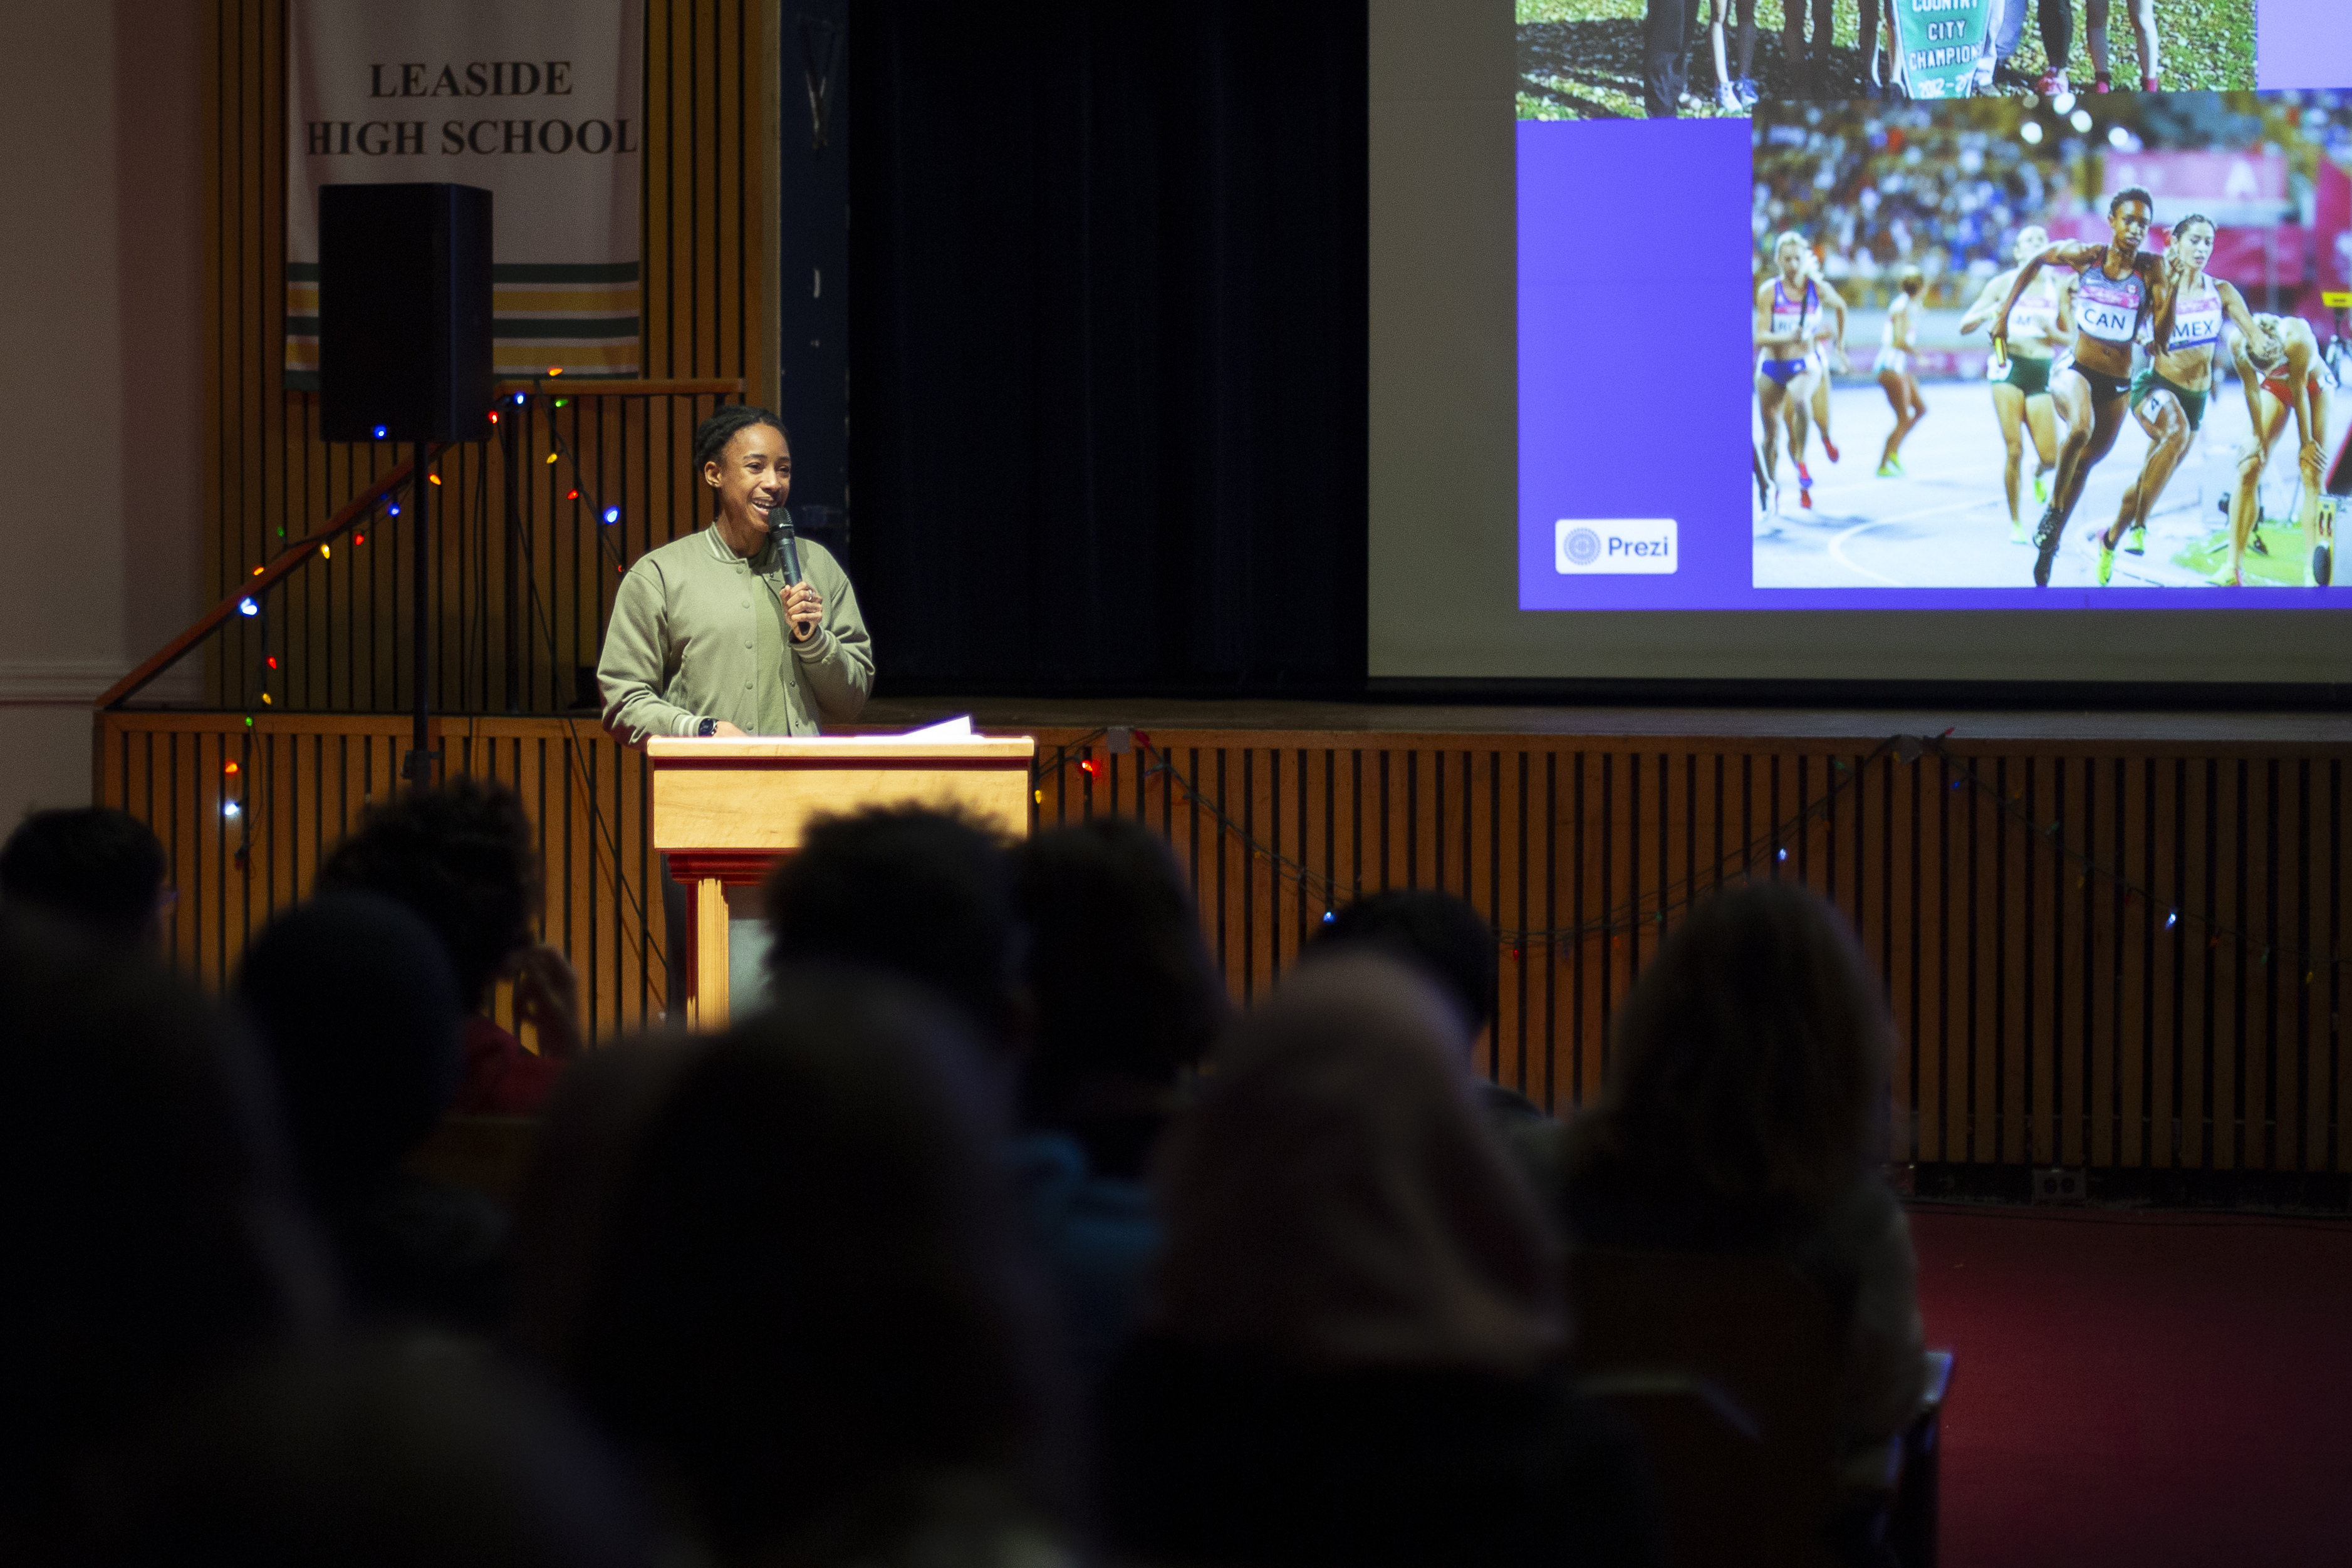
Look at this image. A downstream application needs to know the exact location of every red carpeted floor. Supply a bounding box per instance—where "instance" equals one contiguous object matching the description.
[1908,1205,2352,1567]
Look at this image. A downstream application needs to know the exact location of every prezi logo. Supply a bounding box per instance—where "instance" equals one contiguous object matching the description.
[1554,518,1678,575]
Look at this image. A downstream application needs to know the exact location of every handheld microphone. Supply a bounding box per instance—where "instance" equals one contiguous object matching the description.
[775,517,805,588]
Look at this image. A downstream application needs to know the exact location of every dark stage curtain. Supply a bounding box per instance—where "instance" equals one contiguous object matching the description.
[849,1,1369,695]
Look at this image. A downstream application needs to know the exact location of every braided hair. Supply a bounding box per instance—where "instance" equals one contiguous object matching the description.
[691,405,791,477]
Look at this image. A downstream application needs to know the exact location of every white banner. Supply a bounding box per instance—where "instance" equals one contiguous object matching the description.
[286,0,643,385]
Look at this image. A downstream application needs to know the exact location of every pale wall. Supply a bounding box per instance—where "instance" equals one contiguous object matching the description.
[0,0,205,827]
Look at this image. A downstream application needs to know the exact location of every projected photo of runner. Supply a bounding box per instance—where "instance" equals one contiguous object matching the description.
[1750,91,2352,589]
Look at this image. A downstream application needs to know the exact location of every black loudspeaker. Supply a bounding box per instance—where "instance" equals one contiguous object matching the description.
[319,183,493,442]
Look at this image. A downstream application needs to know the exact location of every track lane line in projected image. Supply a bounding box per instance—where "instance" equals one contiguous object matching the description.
[1811,490,2068,588]
[1753,379,2343,590]
[1820,490,2042,585]
[1828,522,1908,586]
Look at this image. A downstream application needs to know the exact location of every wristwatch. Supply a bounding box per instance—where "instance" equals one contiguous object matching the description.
[697,717,718,737]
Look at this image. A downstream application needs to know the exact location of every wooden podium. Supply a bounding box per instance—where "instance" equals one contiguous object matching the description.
[648,734,1037,1029]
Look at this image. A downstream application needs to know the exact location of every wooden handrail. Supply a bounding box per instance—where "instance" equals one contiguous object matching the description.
[96,452,439,710]
[96,378,746,710]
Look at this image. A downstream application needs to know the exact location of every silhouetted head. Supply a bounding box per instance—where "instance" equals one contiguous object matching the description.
[318,779,540,1013]
[91,1336,662,1568]
[237,893,464,1193]
[1014,818,1224,1134]
[1306,888,1494,1046]
[568,967,1069,1562]
[0,920,323,1549]
[762,807,1026,1051]
[1149,953,1562,1374]
[0,807,168,948]
[1583,880,1892,1219]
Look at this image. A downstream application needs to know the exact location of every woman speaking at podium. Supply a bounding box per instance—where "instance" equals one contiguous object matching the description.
[598,405,873,1014]
[597,405,872,744]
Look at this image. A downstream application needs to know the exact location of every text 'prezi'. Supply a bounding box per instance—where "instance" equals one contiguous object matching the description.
[1554,519,1678,575]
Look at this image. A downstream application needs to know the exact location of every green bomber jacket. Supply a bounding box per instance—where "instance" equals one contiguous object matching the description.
[596,523,872,743]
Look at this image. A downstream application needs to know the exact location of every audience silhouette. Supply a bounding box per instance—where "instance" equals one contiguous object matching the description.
[1098,953,1660,1567]
[238,892,508,1332]
[1556,880,1928,1460]
[1,785,1935,1567]
[1306,886,1558,1146]
[0,806,170,949]
[762,804,1029,1058]
[88,1336,663,1568]
[555,968,1075,1566]
[763,806,1174,1384]
[508,1037,704,1374]
[1011,818,1226,1375]
[1015,817,1225,1181]
[0,917,325,1555]
[318,777,579,1113]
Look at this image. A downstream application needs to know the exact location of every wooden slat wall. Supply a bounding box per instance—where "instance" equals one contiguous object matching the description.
[98,712,669,1044]
[200,0,764,711]
[97,712,2351,1180]
[1026,727,2349,1181]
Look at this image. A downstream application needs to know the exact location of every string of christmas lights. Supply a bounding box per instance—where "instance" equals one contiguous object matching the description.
[229,536,296,866]
[212,404,665,987]
[1037,731,2347,977]
[1922,735,2346,979]
[223,449,424,866]
[516,380,635,583]
[1094,732,1893,951]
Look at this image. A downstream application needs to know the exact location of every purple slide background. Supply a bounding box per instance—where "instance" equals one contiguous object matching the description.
[1516,67,2345,612]
[1518,120,1761,610]
[2257,0,2352,91]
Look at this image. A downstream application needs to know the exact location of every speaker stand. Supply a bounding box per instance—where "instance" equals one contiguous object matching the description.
[402,439,439,785]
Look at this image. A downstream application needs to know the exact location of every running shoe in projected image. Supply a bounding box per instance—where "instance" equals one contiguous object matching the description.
[1749,91,2351,592]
